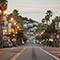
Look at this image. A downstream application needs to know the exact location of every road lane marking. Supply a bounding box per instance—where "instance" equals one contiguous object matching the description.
[40,47,60,60]
[10,48,26,60]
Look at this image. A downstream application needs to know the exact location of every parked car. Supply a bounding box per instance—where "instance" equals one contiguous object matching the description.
[3,42,13,48]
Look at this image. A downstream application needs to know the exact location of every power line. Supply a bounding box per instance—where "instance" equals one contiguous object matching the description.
[53,1,60,14]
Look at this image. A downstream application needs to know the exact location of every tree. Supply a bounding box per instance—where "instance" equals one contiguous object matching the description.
[35,35,41,41]
[38,24,48,34]
[12,9,23,28]
[45,15,49,24]
[12,9,19,18]
[17,31,24,45]
[46,10,52,24]
[42,18,45,24]
[0,0,8,48]
[41,33,49,40]
[16,16,23,28]
[0,0,8,10]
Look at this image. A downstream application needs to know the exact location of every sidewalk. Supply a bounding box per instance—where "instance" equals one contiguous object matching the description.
[35,44,60,59]
[42,47,60,59]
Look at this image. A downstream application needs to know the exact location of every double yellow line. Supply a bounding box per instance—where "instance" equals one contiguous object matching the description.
[10,48,26,60]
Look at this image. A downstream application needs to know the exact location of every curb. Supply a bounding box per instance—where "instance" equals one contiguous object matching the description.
[40,47,60,60]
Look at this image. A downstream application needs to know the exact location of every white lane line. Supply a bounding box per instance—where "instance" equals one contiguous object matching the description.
[39,47,60,60]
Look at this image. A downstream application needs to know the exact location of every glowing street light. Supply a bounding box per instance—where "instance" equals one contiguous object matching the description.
[41,32,43,35]
[17,26,19,28]
[13,34,15,37]
[10,17,14,21]
[3,10,7,15]
[14,22,16,25]
[0,10,1,13]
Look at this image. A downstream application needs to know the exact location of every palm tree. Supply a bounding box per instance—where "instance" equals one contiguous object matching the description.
[16,16,23,28]
[0,0,8,48]
[12,9,19,18]
[12,9,23,27]
[46,10,52,24]
[12,9,24,43]
[42,18,45,24]
[0,0,8,10]
[45,15,49,24]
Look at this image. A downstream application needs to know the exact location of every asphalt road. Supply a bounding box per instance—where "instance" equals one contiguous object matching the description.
[0,44,57,60]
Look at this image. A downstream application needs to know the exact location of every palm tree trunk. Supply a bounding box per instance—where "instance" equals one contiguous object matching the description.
[49,15,50,25]
[0,15,2,48]
[0,10,3,48]
[47,21,48,25]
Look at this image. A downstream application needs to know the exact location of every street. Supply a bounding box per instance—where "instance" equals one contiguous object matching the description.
[0,0,60,60]
[0,44,59,60]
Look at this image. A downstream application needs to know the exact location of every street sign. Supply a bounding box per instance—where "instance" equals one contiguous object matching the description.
[55,22,60,30]
[55,28,60,30]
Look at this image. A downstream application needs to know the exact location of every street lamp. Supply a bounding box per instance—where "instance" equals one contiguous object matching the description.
[3,10,7,15]
[14,22,16,25]
[17,26,19,28]
[10,17,14,21]
[13,34,15,37]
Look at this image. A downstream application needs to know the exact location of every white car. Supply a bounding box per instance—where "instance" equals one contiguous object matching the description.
[3,42,13,48]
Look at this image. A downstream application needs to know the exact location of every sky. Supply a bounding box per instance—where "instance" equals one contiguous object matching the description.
[7,0,60,22]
